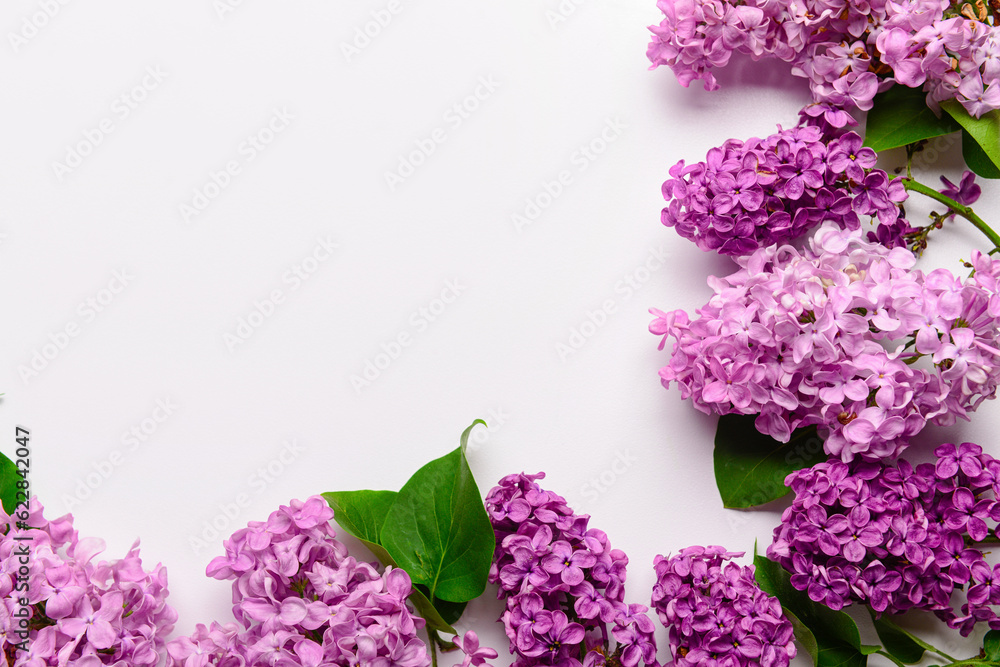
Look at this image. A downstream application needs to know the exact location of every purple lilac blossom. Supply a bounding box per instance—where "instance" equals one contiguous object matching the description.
[647,0,1000,118]
[659,126,907,254]
[651,546,796,667]
[167,496,432,667]
[485,472,659,667]
[0,497,177,666]
[768,444,1000,635]
[651,223,1000,461]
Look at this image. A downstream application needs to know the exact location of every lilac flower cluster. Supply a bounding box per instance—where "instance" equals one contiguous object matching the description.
[485,472,658,667]
[0,497,177,666]
[652,546,796,667]
[651,223,1000,461]
[661,126,907,254]
[167,496,432,667]
[647,0,1000,118]
[768,443,1000,635]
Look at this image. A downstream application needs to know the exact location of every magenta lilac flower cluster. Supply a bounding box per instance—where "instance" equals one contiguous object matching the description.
[647,0,1000,118]
[485,472,658,667]
[651,223,1000,461]
[768,443,1000,635]
[651,546,796,667]
[167,496,432,667]
[0,497,177,666]
[660,126,907,254]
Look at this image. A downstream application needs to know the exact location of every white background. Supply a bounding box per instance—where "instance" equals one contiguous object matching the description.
[2,1,999,665]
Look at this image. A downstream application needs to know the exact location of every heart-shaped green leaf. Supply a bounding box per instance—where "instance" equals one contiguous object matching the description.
[323,490,398,568]
[984,630,1000,661]
[714,414,824,508]
[871,614,932,664]
[941,101,1000,179]
[864,85,961,152]
[0,450,21,515]
[379,420,494,603]
[754,550,868,667]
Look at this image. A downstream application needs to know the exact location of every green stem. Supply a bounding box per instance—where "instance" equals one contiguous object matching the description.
[944,659,1000,666]
[430,629,438,667]
[903,178,1000,250]
[877,650,907,667]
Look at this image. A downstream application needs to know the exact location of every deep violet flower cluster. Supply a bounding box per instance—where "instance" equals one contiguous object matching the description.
[768,443,1000,635]
[647,0,1000,118]
[651,547,796,667]
[660,126,908,254]
[651,223,1000,461]
[166,496,434,667]
[485,473,658,667]
[0,497,177,666]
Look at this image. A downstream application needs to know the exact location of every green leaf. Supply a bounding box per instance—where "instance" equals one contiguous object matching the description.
[784,608,820,666]
[754,551,868,667]
[871,615,932,664]
[817,644,868,667]
[323,490,459,634]
[863,85,961,152]
[322,490,399,567]
[714,414,824,508]
[407,587,458,634]
[984,630,1000,661]
[414,584,468,624]
[379,420,494,603]
[0,450,21,515]
[963,129,1000,179]
[941,101,1000,179]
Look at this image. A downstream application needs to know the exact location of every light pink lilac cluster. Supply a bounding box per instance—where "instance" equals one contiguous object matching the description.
[167,496,432,667]
[647,0,1000,118]
[768,443,1000,635]
[485,473,658,667]
[651,223,1000,461]
[0,497,177,666]
[652,547,796,667]
[661,126,908,255]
